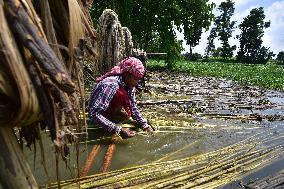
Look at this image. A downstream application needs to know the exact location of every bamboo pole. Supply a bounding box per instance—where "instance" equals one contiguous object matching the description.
[67,0,84,73]
[76,0,96,39]
[0,127,38,189]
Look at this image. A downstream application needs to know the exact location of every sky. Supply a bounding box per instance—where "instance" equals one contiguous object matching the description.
[177,0,284,56]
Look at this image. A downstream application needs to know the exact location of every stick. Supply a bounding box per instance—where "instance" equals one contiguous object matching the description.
[155,140,201,162]
[137,99,193,106]
[37,125,52,186]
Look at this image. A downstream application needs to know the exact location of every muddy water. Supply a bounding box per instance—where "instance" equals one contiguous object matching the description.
[23,71,284,187]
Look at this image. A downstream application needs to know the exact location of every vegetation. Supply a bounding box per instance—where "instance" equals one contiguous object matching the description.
[216,0,236,58]
[90,0,215,64]
[90,1,280,67]
[148,59,284,91]
[183,52,203,61]
[237,7,274,64]
[277,51,284,64]
[205,0,236,58]
[205,27,217,57]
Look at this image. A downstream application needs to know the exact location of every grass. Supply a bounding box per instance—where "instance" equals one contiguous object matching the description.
[148,59,284,91]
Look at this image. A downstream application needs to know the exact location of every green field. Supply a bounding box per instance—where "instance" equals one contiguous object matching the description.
[148,60,284,91]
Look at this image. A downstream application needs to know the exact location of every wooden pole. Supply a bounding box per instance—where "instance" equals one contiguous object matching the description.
[0,127,38,189]
[146,53,167,55]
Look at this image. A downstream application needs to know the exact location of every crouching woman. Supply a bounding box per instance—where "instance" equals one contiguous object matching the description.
[88,57,153,139]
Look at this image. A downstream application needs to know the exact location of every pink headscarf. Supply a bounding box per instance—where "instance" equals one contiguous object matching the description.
[96,57,145,83]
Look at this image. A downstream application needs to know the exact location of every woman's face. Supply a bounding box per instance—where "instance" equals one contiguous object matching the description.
[123,72,140,88]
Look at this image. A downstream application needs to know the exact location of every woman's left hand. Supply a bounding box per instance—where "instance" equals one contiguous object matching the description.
[143,124,154,133]
[119,128,136,139]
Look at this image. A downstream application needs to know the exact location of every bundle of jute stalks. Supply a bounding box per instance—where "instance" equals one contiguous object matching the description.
[95,9,123,74]
[0,0,97,188]
[122,27,134,57]
[95,9,135,75]
[47,130,284,189]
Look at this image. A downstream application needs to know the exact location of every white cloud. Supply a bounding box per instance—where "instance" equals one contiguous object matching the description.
[263,1,284,55]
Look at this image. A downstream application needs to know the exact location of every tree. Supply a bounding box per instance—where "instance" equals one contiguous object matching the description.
[90,0,215,64]
[276,51,284,64]
[237,7,274,64]
[184,27,202,56]
[181,0,213,57]
[217,0,236,58]
[205,26,217,57]
[205,0,236,59]
[212,47,222,57]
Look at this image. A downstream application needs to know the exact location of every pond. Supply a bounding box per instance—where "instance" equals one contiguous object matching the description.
[21,71,284,188]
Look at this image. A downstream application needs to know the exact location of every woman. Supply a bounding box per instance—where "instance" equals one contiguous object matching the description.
[88,57,153,139]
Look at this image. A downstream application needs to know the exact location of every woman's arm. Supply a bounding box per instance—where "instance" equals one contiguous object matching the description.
[89,83,121,134]
[128,88,149,130]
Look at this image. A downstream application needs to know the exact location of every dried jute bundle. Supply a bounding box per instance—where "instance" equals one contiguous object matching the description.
[0,0,100,187]
[95,9,125,75]
[0,5,41,128]
[122,27,134,57]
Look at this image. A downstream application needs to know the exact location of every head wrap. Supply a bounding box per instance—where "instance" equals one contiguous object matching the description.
[96,57,145,83]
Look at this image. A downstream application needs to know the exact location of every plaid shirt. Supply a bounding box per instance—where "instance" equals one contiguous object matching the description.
[88,75,147,134]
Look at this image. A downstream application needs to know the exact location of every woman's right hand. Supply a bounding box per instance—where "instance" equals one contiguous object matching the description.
[119,128,136,139]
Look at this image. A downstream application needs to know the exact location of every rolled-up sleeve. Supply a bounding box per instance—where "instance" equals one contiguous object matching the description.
[89,82,120,134]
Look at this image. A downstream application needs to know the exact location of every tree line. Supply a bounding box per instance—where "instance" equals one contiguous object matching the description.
[204,1,276,64]
[90,0,284,65]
